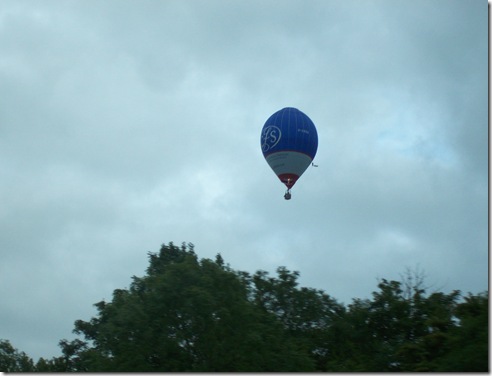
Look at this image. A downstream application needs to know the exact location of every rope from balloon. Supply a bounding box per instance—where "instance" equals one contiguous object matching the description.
[284,177,292,200]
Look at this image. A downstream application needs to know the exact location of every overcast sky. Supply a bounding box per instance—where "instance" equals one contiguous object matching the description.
[0,0,488,361]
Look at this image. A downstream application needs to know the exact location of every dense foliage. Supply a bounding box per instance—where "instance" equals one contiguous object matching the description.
[2,242,488,372]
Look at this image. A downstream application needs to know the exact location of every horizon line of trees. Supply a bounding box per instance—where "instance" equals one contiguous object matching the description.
[1,242,488,372]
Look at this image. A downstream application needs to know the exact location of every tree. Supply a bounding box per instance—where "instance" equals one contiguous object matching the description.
[0,339,35,372]
[318,277,477,372]
[2,243,487,372]
[321,297,376,371]
[68,242,314,371]
[248,267,344,370]
[434,292,488,372]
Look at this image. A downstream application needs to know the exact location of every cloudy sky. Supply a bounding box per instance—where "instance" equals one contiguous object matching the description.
[0,0,488,361]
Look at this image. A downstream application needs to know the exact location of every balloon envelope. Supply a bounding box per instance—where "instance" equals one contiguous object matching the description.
[260,107,318,189]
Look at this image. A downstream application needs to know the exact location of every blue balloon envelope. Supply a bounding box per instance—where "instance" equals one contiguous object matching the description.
[261,107,318,193]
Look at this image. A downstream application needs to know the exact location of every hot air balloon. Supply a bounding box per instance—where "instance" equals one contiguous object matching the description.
[260,107,318,200]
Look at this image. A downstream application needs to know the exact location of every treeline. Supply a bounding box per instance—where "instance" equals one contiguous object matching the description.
[1,242,488,372]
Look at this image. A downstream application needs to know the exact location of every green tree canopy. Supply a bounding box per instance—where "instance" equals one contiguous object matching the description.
[0,339,34,372]
[1,242,488,372]
[69,242,314,371]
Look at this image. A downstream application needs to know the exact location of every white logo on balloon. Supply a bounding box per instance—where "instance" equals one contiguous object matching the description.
[261,126,282,153]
